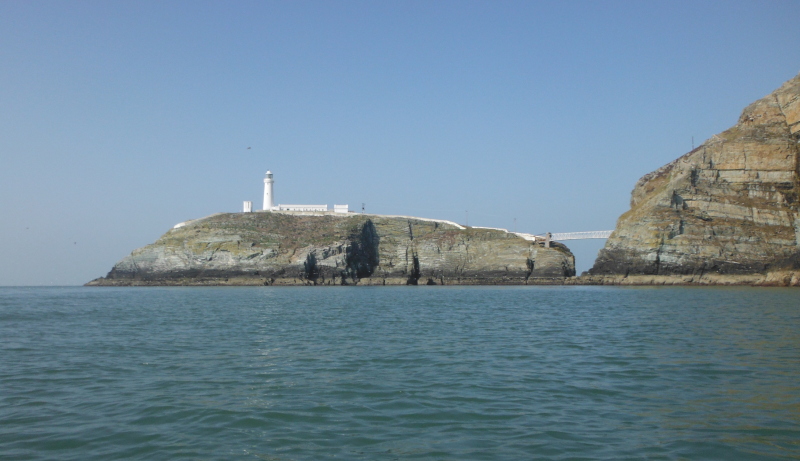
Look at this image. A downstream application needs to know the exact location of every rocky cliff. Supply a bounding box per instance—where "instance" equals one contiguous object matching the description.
[589,73,800,285]
[88,212,575,286]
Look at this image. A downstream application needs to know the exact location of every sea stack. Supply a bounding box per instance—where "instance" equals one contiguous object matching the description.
[589,73,800,285]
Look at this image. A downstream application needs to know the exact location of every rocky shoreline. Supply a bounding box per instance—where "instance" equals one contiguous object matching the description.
[572,272,800,287]
[88,273,800,287]
[88,276,576,287]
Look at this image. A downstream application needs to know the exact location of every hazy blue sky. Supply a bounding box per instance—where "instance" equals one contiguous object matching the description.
[2,1,799,285]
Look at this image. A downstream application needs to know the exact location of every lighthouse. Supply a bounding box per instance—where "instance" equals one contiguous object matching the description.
[263,170,274,210]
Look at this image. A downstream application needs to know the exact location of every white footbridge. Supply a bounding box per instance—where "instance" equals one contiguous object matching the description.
[548,231,613,240]
[508,230,614,247]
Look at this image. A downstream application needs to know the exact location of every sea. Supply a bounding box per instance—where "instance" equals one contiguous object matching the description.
[1,286,798,460]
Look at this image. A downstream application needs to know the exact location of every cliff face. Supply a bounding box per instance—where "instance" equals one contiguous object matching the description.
[88,213,575,286]
[591,73,800,281]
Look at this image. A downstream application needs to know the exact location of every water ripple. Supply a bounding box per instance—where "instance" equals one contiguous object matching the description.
[1,286,799,460]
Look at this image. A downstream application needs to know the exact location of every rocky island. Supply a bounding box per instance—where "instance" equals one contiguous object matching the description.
[87,213,575,286]
[586,73,800,286]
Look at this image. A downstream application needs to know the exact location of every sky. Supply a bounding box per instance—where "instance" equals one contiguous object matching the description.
[1,1,799,285]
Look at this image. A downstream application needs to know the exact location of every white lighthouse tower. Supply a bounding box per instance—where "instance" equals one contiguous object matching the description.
[263,170,274,211]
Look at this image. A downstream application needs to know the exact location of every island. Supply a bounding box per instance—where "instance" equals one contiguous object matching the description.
[87,213,575,286]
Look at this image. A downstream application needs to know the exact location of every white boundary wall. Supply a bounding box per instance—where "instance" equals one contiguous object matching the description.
[277,204,328,212]
[375,214,466,230]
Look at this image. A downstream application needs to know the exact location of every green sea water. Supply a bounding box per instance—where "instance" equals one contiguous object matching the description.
[1,286,798,460]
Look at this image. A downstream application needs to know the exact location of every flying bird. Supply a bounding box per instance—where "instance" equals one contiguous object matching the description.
[247,147,251,150]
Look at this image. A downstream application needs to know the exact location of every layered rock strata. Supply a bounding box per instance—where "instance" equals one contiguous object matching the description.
[590,73,800,284]
[88,212,575,286]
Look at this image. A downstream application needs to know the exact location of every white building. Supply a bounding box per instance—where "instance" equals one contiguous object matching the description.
[243,201,252,213]
[333,204,349,213]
